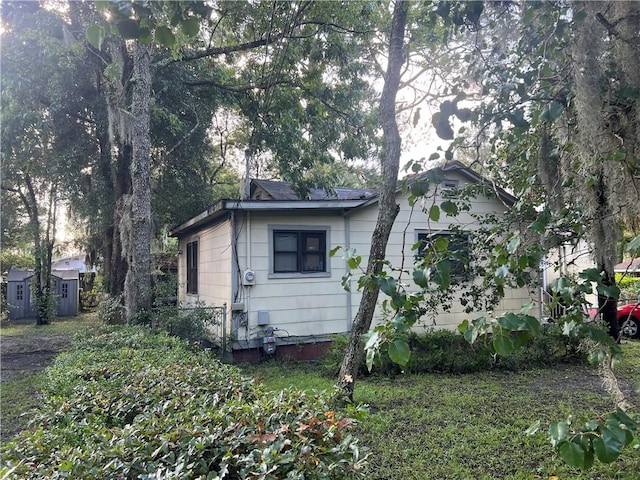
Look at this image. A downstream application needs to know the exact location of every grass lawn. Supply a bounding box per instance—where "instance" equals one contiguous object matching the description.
[241,341,640,480]
[0,313,101,441]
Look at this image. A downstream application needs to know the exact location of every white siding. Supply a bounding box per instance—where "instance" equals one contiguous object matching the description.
[232,212,351,342]
[348,173,535,331]
[178,220,233,309]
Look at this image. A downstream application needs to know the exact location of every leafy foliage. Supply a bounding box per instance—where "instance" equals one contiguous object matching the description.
[0,326,366,479]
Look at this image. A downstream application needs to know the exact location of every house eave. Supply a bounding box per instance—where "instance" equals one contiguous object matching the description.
[169,199,366,237]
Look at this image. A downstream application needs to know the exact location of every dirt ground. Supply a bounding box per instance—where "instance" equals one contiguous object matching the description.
[1,333,73,381]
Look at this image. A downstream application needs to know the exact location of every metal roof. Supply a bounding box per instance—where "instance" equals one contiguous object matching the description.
[251,179,377,201]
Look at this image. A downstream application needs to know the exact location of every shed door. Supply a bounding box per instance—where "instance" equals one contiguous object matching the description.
[8,282,35,319]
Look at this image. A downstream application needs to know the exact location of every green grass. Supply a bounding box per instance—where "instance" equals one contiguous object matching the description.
[0,313,100,441]
[0,372,45,440]
[241,341,640,480]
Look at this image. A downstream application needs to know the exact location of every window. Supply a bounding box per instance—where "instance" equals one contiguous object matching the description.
[186,240,198,294]
[273,230,326,273]
[417,231,471,280]
[16,284,24,301]
[61,283,68,299]
[442,179,459,189]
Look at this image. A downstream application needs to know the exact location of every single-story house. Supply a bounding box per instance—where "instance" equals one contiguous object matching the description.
[170,161,532,362]
[6,268,80,320]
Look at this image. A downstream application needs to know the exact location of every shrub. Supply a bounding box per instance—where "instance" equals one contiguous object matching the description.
[97,293,125,325]
[616,272,640,302]
[151,303,210,342]
[320,327,586,377]
[0,326,366,479]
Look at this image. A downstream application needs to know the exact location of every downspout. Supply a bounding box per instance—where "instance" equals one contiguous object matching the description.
[231,211,238,303]
[245,210,251,339]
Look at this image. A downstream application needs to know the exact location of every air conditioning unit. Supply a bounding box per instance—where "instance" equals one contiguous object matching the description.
[243,269,256,286]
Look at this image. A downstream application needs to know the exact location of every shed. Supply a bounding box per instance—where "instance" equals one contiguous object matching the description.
[51,269,80,316]
[6,269,36,320]
[6,268,79,320]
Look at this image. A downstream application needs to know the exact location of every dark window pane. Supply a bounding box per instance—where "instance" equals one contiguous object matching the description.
[273,230,326,274]
[275,233,297,251]
[274,252,298,272]
[303,253,324,271]
[187,241,198,294]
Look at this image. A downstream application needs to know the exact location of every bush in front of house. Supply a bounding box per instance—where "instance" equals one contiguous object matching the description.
[0,326,366,479]
[320,326,586,376]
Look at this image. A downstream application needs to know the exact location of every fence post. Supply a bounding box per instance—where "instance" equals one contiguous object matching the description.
[222,303,227,360]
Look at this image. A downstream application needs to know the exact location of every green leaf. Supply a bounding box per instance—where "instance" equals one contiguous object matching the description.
[627,234,640,253]
[116,19,140,39]
[593,436,620,463]
[593,426,624,463]
[558,441,587,468]
[492,333,514,356]
[180,18,200,37]
[413,269,428,288]
[138,27,152,45]
[541,101,564,123]
[579,268,603,282]
[155,25,176,48]
[433,236,449,252]
[596,284,620,299]
[347,256,361,270]
[429,205,440,222]
[329,246,342,257]
[365,347,375,372]
[86,24,106,50]
[610,408,638,431]
[435,259,451,290]
[388,340,411,367]
[440,200,458,216]
[377,276,398,297]
[506,235,520,254]
[549,421,569,445]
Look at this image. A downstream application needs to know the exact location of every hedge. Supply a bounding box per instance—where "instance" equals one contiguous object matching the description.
[0,326,366,479]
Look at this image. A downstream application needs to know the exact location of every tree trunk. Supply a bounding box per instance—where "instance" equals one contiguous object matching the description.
[338,0,408,401]
[123,42,153,324]
[593,169,620,339]
[110,145,132,296]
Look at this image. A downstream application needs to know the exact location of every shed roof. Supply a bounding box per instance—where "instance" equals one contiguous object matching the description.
[7,268,34,282]
[7,268,80,282]
[52,269,80,281]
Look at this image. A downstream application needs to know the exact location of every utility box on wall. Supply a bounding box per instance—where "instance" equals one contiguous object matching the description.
[258,310,269,325]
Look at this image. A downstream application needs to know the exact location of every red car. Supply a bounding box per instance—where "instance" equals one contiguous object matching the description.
[618,303,640,339]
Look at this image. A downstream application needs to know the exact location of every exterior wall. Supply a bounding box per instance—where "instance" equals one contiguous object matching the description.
[7,275,79,319]
[231,211,351,348]
[347,172,534,331]
[543,239,597,307]
[178,219,233,309]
